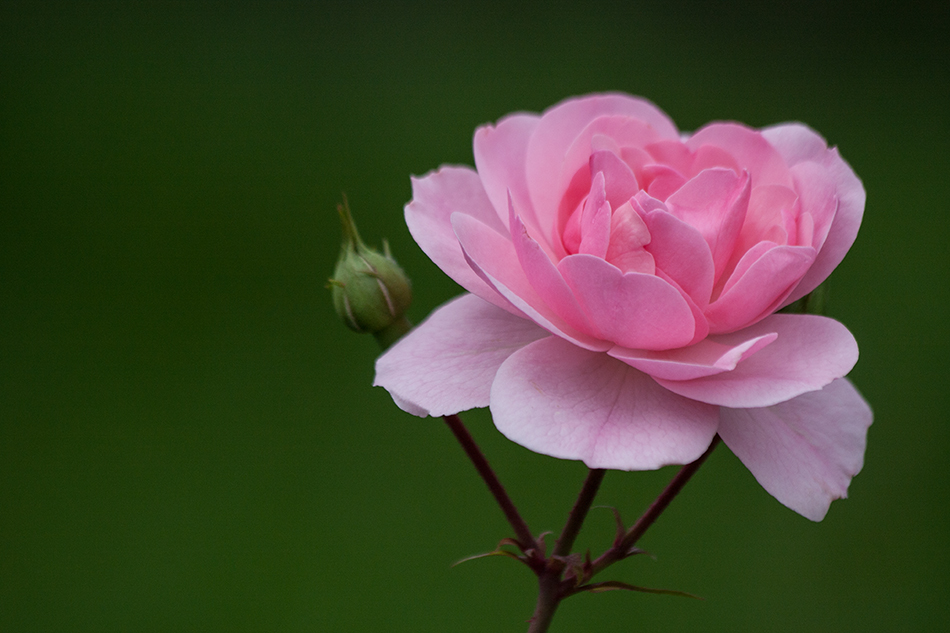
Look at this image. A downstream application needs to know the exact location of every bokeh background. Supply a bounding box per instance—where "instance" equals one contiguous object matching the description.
[2,1,948,631]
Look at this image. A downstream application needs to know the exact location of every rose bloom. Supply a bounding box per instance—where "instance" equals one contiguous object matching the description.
[375,93,871,521]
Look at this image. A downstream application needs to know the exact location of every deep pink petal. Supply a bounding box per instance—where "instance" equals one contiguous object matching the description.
[641,164,688,200]
[642,208,715,308]
[406,167,515,314]
[374,294,549,417]
[705,244,815,333]
[558,254,696,350]
[655,314,858,408]
[609,331,777,381]
[453,212,610,352]
[686,123,792,188]
[590,150,640,210]
[490,337,720,470]
[509,204,599,336]
[719,378,872,521]
[666,168,751,281]
[473,113,542,235]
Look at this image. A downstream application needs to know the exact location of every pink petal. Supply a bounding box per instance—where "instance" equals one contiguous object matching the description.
[761,125,865,303]
[374,294,549,417]
[705,244,816,333]
[473,113,542,236]
[609,331,777,381]
[786,152,865,303]
[406,167,516,315]
[590,150,640,210]
[686,123,793,188]
[490,337,720,470]
[510,205,598,336]
[654,314,858,408]
[527,94,679,231]
[453,212,610,352]
[640,164,688,200]
[558,254,696,350]
[789,161,838,251]
[605,201,655,275]
[642,208,715,308]
[579,171,612,258]
[666,168,751,281]
[761,122,829,167]
[718,378,872,521]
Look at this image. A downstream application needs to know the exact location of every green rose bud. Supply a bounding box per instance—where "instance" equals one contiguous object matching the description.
[329,196,412,349]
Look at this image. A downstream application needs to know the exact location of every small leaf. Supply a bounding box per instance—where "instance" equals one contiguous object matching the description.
[452,548,522,567]
[594,505,626,542]
[577,581,703,600]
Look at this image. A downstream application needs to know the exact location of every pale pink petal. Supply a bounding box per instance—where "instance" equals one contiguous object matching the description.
[733,185,797,257]
[761,122,829,167]
[473,113,542,235]
[705,244,816,333]
[453,212,610,352]
[686,123,793,188]
[579,171,612,258]
[490,337,720,470]
[527,94,679,230]
[609,331,777,381]
[644,140,693,174]
[406,167,514,314]
[642,208,715,308]
[655,314,858,408]
[719,378,872,521]
[666,168,751,281]
[690,144,742,177]
[558,254,696,350]
[510,205,598,336]
[374,294,549,417]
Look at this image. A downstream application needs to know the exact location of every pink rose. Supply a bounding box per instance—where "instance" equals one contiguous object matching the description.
[375,93,871,521]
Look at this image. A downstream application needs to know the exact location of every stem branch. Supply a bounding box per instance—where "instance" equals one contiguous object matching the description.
[442,414,537,552]
[554,468,606,558]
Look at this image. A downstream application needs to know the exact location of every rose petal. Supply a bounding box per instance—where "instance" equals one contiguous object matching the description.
[374,294,549,417]
[654,314,858,408]
[590,150,640,210]
[473,113,542,236]
[558,254,696,350]
[579,171,612,258]
[527,94,679,230]
[686,123,793,188]
[761,122,829,167]
[719,378,872,521]
[453,212,610,352]
[642,207,715,308]
[510,203,598,336]
[605,201,655,275]
[609,331,777,381]
[406,167,516,315]
[705,244,815,333]
[491,337,720,470]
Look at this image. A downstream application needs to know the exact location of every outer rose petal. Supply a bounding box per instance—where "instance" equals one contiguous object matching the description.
[654,314,858,408]
[473,113,541,234]
[405,167,516,315]
[374,294,549,417]
[718,378,872,521]
[761,123,866,304]
[491,337,719,470]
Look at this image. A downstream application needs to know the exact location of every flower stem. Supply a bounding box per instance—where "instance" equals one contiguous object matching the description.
[442,413,537,552]
[590,435,721,577]
[527,573,561,633]
[554,468,606,558]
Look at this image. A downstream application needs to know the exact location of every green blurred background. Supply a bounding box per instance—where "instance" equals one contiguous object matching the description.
[2,1,947,631]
